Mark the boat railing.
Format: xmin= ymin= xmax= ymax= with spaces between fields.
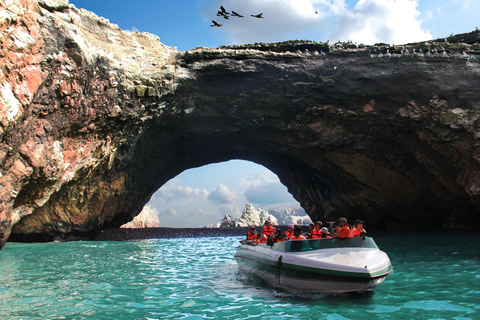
xmin=271 ymin=237 xmax=379 ymax=252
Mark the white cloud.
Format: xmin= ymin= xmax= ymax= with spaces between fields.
xmin=329 ymin=0 xmax=431 ymax=44
xmin=200 ymin=0 xmax=432 ymax=46
xmin=244 ymin=181 xmax=295 ymax=206
xmin=158 ymin=208 xmax=178 ymax=216
xmin=207 ymin=184 xmax=238 ymax=204
xmin=239 ymin=171 xmax=280 ymax=189
xmin=156 ymin=178 xmax=209 ymax=202
xmin=240 ymin=171 xmax=295 ymax=206
xmin=218 ymin=204 xmax=242 ymax=217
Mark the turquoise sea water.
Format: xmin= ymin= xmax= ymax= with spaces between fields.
xmin=0 ymin=231 xmax=479 ymax=320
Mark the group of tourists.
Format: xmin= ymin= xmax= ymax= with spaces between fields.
xmin=246 ymin=218 xmax=366 ymax=245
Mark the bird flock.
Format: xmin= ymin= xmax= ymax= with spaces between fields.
xmin=211 ymin=5 xmax=263 ymax=27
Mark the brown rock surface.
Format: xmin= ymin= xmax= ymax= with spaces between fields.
xmin=1 ymin=0 xmax=480 ymax=249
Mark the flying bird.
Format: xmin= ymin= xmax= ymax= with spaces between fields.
xmin=210 ymin=20 xmax=222 ymax=27
xmin=231 ymin=10 xmax=244 ymax=17
xmin=216 ymin=11 xmax=228 ymax=18
xmin=220 ymin=5 xmax=229 ymax=15
xmin=251 ymin=13 xmax=264 ymax=18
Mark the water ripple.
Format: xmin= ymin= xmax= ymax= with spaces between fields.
xmin=0 ymin=232 xmax=479 ymax=319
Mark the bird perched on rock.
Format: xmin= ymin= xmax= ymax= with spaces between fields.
xmin=251 ymin=13 xmax=264 ymax=18
xmin=210 ymin=20 xmax=222 ymax=27
xmin=231 ymin=10 xmax=244 ymax=17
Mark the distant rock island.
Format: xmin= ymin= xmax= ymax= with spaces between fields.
xmin=216 ymin=203 xmax=312 ymax=228
xmin=2 ymin=0 xmax=480 ymax=249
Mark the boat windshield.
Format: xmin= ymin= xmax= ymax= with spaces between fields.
xmin=272 ymin=237 xmax=379 ymax=252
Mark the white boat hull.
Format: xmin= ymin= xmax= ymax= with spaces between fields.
xmin=234 ymin=237 xmax=392 ymax=293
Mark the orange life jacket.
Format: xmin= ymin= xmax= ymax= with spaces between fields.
xmin=263 ymin=226 xmax=274 ymax=236
xmin=285 ymin=230 xmax=293 ymax=239
xmin=311 ymin=229 xmax=321 ymax=239
xmin=338 ymin=226 xmax=351 ymax=238
xmin=350 ymin=228 xmax=365 ymax=237
xmin=290 ymin=234 xmax=305 ymax=241
xmin=247 ymin=231 xmax=257 ymax=240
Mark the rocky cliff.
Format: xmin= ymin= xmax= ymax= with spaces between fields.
xmin=1 ymin=0 xmax=480 ymax=249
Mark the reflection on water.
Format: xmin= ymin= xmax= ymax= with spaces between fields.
xmin=0 ymin=231 xmax=479 ymax=319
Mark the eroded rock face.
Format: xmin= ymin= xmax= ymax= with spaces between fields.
xmin=1 ymin=0 xmax=480 ymax=248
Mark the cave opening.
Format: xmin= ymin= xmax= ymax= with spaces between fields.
xmin=144 ymin=159 xmax=300 ymax=228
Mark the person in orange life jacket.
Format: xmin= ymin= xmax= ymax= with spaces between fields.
xmin=320 ymin=227 xmax=332 ymax=238
xmin=290 ymin=226 xmax=306 ymax=240
xmin=285 ymin=224 xmax=294 ymax=239
xmin=329 ymin=217 xmax=351 ymax=238
xmin=311 ymin=221 xmax=323 ymax=239
xmin=350 ymin=220 xmax=366 ymax=237
xmin=278 ymin=234 xmax=288 ymax=242
xmin=306 ymin=222 xmax=315 ymax=239
xmin=247 ymin=226 xmax=257 ymax=241
xmin=263 ymin=220 xmax=274 ymax=237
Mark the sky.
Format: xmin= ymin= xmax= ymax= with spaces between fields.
xmin=69 ymin=0 xmax=479 ymax=227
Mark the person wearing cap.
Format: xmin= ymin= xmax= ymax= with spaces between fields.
xmin=263 ymin=220 xmax=274 ymax=237
xmin=329 ymin=217 xmax=350 ymax=238
xmin=320 ymin=227 xmax=332 ymax=239
xmin=285 ymin=224 xmax=294 ymax=239
xmin=290 ymin=226 xmax=306 ymax=241
xmin=247 ymin=226 xmax=258 ymax=241
xmin=311 ymin=221 xmax=323 ymax=239
xmin=350 ymin=220 xmax=366 ymax=237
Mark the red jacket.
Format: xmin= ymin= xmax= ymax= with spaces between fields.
xmin=263 ymin=226 xmax=274 ymax=236
xmin=350 ymin=228 xmax=365 ymax=237
xmin=338 ymin=226 xmax=351 ymax=238
xmin=290 ymin=234 xmax=305 ymax=240
xmin=311 ymin=229 xmax=321 ymax=239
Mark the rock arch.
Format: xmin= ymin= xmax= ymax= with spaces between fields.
xmin=2 ymin=1 xmax=480 ymax=248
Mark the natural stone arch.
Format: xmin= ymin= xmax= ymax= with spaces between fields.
xmin=2 ymin=1 xmax=480 ymax=249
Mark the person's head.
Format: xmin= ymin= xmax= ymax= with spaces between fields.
xmin=315 ymin=221 xmax=322 ymax=229
xmin=293 ymin=226 xmax=302 ymax=237
xmin=249 ymin=226 xmax=256 ymax=233
xmin=354 ymin=219 xmax=364 ymax=229
xmin=274 ymin=228 xmax=281 ymax=236
xmin=321 ymin=227 xmax=330 ymax=234
xmin=287 ymin=224 xmax=293 ymax=231
xmin=265 ymin=220 xmax=271 ymax=226
xmin=279 ymin=234 xmax=287 ymax=242
xmin=309 ymin=222 xmax=314 ymax=230
xmin=336 ymin=217 xmax=347 ymax=227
